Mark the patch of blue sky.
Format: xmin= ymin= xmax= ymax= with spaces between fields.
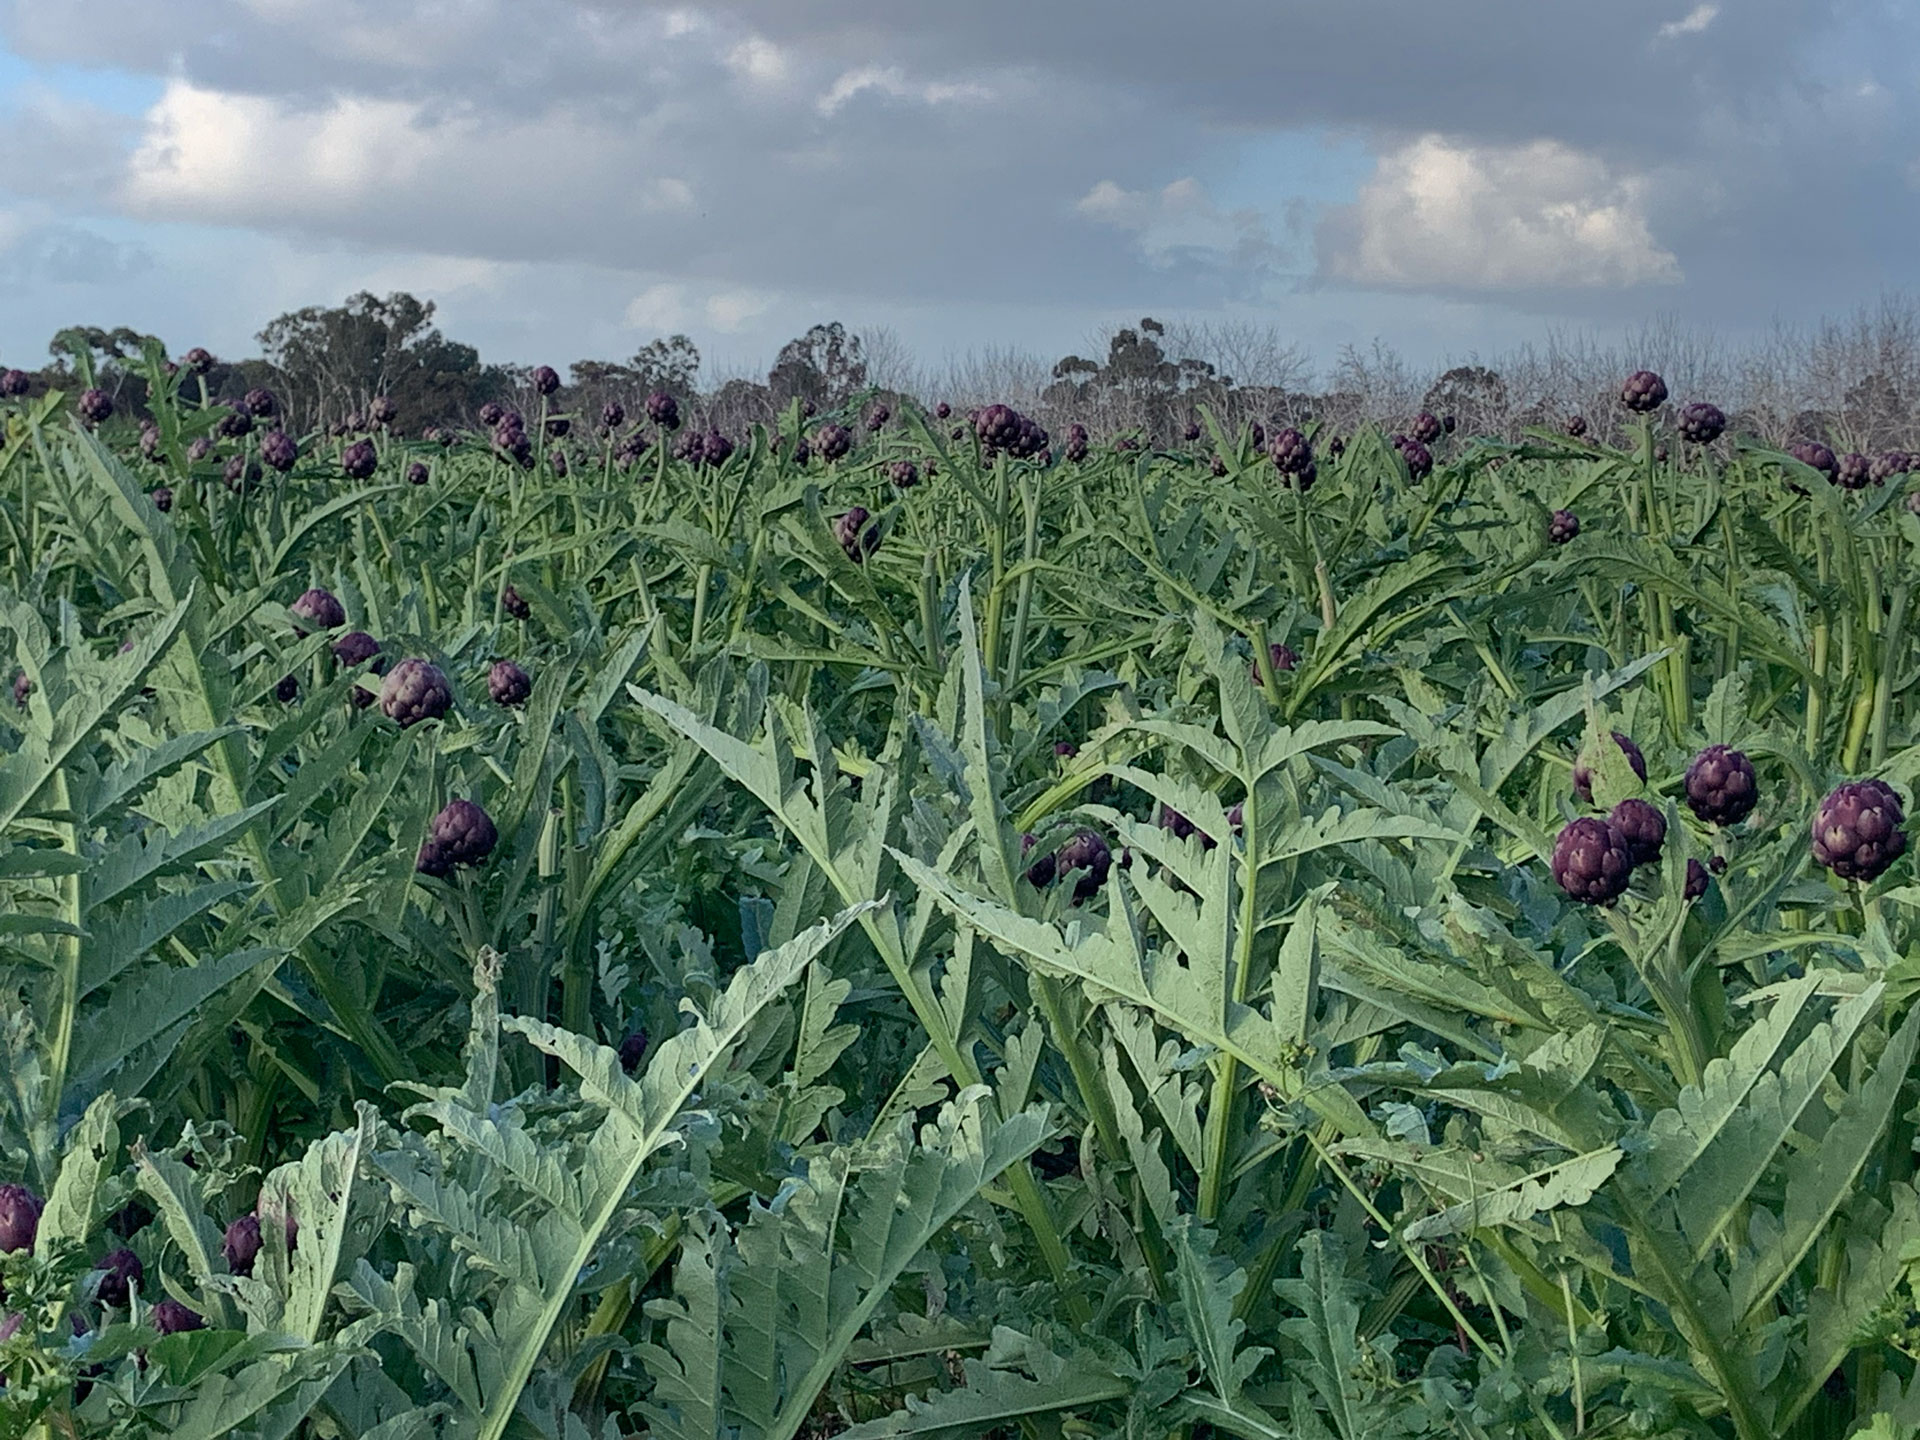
xmin=0 ymin=43 xmax=164 ymax=116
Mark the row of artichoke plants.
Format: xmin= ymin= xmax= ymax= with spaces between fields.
xmin=2 ymin=352 xmax=1920 ymax=1438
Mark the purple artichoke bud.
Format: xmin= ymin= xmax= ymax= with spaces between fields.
xmin=1709 ymin=854 xmax=1728 ymax=875
xmin=1686 ymin=749 xmax=1759 ymax=827
xmin=1268 ymin=427 xmax=1312 ymax=476
xmin=344 ymin=410 xmax=368 ymax=434
xmin=0 ymin=1185 xmax=44 ymax=1252
xmin=1393 ymin=435 xmax=1433 ymax=481
xmin=1566 ymin=415 xmax=1588 ymax=438
xmin=497 ymin=428 xmax=533 ymax=465
xmin=835 ymin=506 xmax=878 ymax=562
xmin=183 ymin=347 xmax=214 ymax=375
xmin=151 ymin=486 xmax=173 ymax=513
xmin=790 ymin=436 xmax=812 ymax=464
xmin=1012 ymin=418 xmax=1049 ymax=458
xmin=1790 ymin=439 xmax=1838 ymax=482
xmin=1621 ymin=370 xmax=1668 ymax=413
xmin=1411 ymin=412 xmax=1443 ymax=445
xmin=864 ymin=402 xmax=890 ymax=432
xmin=814 ymin=423 xmax=852 ymax=461
xmin=1836 ymin=452 xmax=1872 ymax=491
xmin=367 ymin=395 xmax=396 ymax=426
xmin=1183 ymin=421 xmax=1202 ymax=442
xmin=0 ymin=369 xmax=30 ymax=398
xmin=646 ymin=391 xmax=680 ymax=429
xmin=1573 ymin=731 xmax=1646 ymax=804
xmin=1551 ymin=817 xmax=1635 ymax=904
xmin=260 ymin=429 xmax=298 ymax=472
xmin=1812 ymin=779 xmax=1907 ymax=882
xmin=1548 ymin=509 xmax=1580 ymax=545
xmin=700 ymin=429 xmax=734 ymax=466
xmin=975 ymin=403 xmax=1021 ymax=450
xmin=1159 ymin=805 xmax=1216 ymax=849
xmin=478 ymin=401 xmax=504 ymax=427
xmin=488 ymin=659 xmax=531 ymax=707
xmin=274 ymin=674 xmax=299 ymax=704
xmin=888 ymin=459 xmax=919 ymax=489
xmin=341 ymin=439 xmax=378 ymax=480
xmin=243 ymin=387 xmax=278 ymax=418
xmin=1022 ymin=833 xmax=1056 ymax=888
xmin=618 ymin=1028 xmax=648 ymax=1073
xmin=530 ymin=365 xmax=561 ymax=397
xmin=1056 ymin=829 xmax=1112 ymax=903
xmin=11 ymin=671 xmax=32 ymax=709
xmin=78 ymin=387 xmax=113 ymax=425
xmin=431 ymin=798 xmax=498 ymax=867
xmin=150 ymin=1299 xmax=204 ymax=1335
xmin=1252 ymin=642 xmax=1298 ymax=685
xmin=188 ymin=437 xmax=214 ymax=463
xmin=1443 ymin=414 xmax=1457 ymax=434
xmin=379 ymin=658 xmax=453 ymax=728
xmin=405 ymin=460 xmax=429 ymax=486
xmin=545 ymin=415 xmax=571 ymax=439
xmin=1210 ymin=454 xmax=1227 ymax=477
xmin=1684 ymin=857 xmax=1710 ymax=900
xmin=502 ymin=585 xmax=531 ymax=620
xmin=950 ymin=426 xmax=964 ymax=440
xmin=139 ymin=423 xmax=161 ymax=460
xmin=1608 ymin=797 xmax=1666 ymax=867
xmin=1678 ymin=402 xmax=1726 ymax=444
xmin=216 ymin=408 xmax=253 ymax=439
xmin=934 ymin=401 xmax=951 ymax=419
xmin=291 ymin=588 xmax=346 ymax=633
xmin=223 ymin=1214 xmax=262 ymax=1275
xmin=1065 ymin=422 xmax=1090 ymax=463
xmin=333 ymin=630 xmax=381 ymax=668
xmin=1115 ymin=435 xmax=1140 ymax=452
xmin=671 ymin=428 xmax=701 ymax=462
xmin=548 ymin=448 xmax=569 ymax=477
xmin=223 ymin=455 xmax=262 ymax=492
xmin=415 ymin=839 xmax=452 ymax=877
xmin=94 ymin=1248 xmax=143 ymax=1307
xmin=1869 ymin=450 xmax=1909 ymax=485
xmin=1055 ymin=741 xmax=1079 ymax=757
xmin=599 ymin=401 xmax=625 ymax=430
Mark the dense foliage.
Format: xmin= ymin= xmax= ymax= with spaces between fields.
xmin=6 ymin=342 xmax=1920 ymax=1440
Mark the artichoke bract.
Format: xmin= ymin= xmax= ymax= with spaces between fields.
xmin=975 ymin=404 xmax=1021 ymax=451
xmin=1790 ymin=439 xmax=1838 ymax=482
xmin=1871 ymin=450 xmax=1910 ymax=485
xmin=1684 ymin=745 xmax=1757 ymax=825
xmin=151 ymin=1300 xmax=204 ymax=1335
xmin=1411 ymin=412 xmax=1443 ymax=445
xmin=1055 ymin=829 xmax=1112 ymax=903
xmin=342 ymin=439 xmax=378 ymax=480
xmin=1678 ymin=402 xmax=1726 ymax=444
xmin=1551 ymin=817 xmax=1634 ymax=904
xmin=78 ymin=387 xmax=114 ymax=425
xmin=244 ymin=387 xmax=278 ymax=418
xmin=1836 ymin=452 xmax=1872 ymax=491
xmin=601 ymin=401 xmax=625 ymax=429
xmin=865 ymin=402 xmax=890 ymax=432
xmin=223 ymin=1214 xmax=263 ymax=1275
xmin=645 ymin=391 xmax=680 ymax=429
xmin=888 ymin=460 xmax=918 ymax=489
xmin=814 ymin=423 xmax=852 ymax=461
xmin=1547 ymin=509 xmax=1580 ymax=545
xmin=488 ymin=659 xmax=531 ymax=707
xmin=478 ymin=401 xmax=504 ymax=427
xmin=380 ymin=658 xmax=453 ymax=728
xmin=1812 ymin=779 xmax=1907 ymax=882
xmin=333 ymin=631 xmax=381 ymax=667
xmin=1251 ymin=642 xmax=1298 ymax=685
xmin=1609 ymin=797 xmax=1666 ymax=866
xmin=290 ymin=588 xmax=346 ymax=633
xmin=261 ymin=430 xmax=298 ymax=472
xmin=836 ymin=506 xmax=879 ymax=562
xmin=0 ymin=1184 xmax=43 ymax=1252
xmin=94 ymin=1248 xmax=143 ymax=1306
xmin=1268 ymin=427 xmax=1312 ymax=476
xmin=531 ymin=365 xmax=561 ymax=396
xmin=618 ymin=1028 xmax=648 ymax=1074
xmin=1393 ymin=435 xmax=1433 ymax=481
xmin=1684 ymin=857 xmax=1710 ymax=900
xmin=1620 ymin=370 xmax=1668 ymax=413
xmin=430 ymin=799 xmax=498 ymax=868
xmin=1572 ymin=731 xmax=1646 ymax=804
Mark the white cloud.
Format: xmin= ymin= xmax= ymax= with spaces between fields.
xmin=727 ymin=36 xmax=788 ymax=85
xmin=625 ymin=283 xmax=691 ymax=331
xmin=705 ymin=288 xmax=773 ymax=332
xmin=1657 ymin=4 xmax=1720 ymax=39
xmin=1320 ymin=134 xmax=1681 ymax=290
xmin=816 ymin=65 xmax=992 ymax=116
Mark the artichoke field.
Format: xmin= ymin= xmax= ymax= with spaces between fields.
xmin=9 ymin=348 xmax=1920 ymax=1440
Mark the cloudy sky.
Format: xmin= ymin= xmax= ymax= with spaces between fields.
xmin=0 ymin=0 xmax=1913 ymax=382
